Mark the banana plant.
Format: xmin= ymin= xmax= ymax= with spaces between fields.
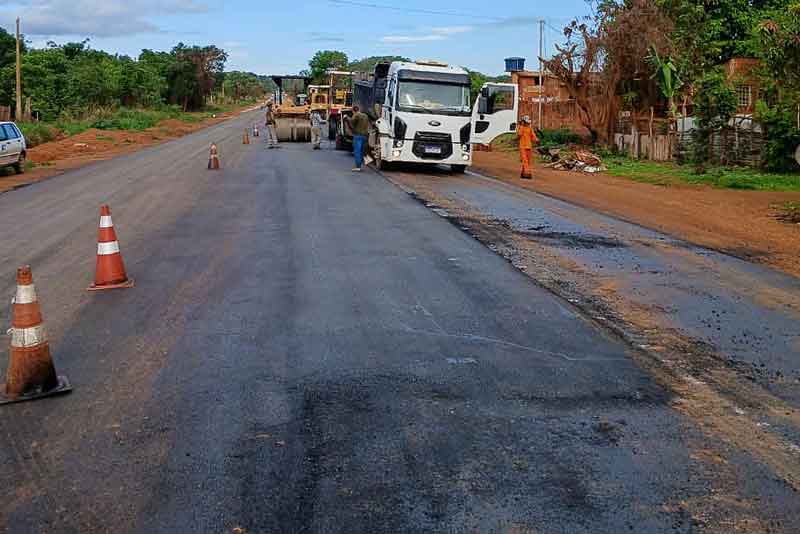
xmin=647 ymin=45 xmax=683 ymax=121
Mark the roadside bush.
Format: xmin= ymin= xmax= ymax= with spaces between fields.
xmin=755 ymin=100 xmax=800 ymax=173
xmin=17 ymin=122 xmax=60 ymax=147
xmin=91 ymin=108 xmax=163 ymax=131
xmin=537 ymin=128 xmax=582 ymax=149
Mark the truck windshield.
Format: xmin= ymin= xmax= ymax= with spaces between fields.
xmin=396 ymin=82 xmax=471 ymax=115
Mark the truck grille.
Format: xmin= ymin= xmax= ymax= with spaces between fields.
xmin=412 ymin=132 xmax=453 ymax=160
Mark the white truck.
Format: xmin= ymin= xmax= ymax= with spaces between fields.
xmin=350 ymin=60 xmax=518 ymax=172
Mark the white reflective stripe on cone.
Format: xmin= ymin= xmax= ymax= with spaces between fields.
xmin=99 ymin=216 xmax=114 ymax=228
xmin=97 ymin=241 xmax=121 ymax=255
xmin=10 ymin=324 xmax=47 ymax=348
xmin=14 ymin=284 xmax=37 ymax=304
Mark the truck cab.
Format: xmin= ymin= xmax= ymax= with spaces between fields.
xmin=357 ymin=60 xmax=517 ymax=172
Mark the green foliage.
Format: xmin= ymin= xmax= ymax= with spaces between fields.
xmin=657 ymin=0 xmax=791 ymax=78
xmin=755 ymin=4 xmax=800 ymax=88
xmin=690 ymin=69 xmax=737 ymax=171
xmin=17 ymin=121 xmax=59 ymax=146
xmin=308 ymin=50 xmax=349 ymax=83
xmin=0 ymin=39 xmax=229 ymax=120
xmin=222 ymin=71 xmax=271 ymax=101
xmin=347 ymin=55 xmax=409 ymax=73
xmin=537 ymin=128 xmax=582 ymax=149
xmin=465 ymin=69 xmax=511 ymax=101
xmin=755 ymin=100 xmax=800 ymax=172
xmin=606 ymin=156 xmax=800 ymax=191
xmin=647 ymin=44 xmax=682 ymax=118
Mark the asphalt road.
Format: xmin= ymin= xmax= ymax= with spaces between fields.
xmin=1 ymin=112 xmax=797 ymax=533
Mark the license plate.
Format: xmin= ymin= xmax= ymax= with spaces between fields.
xmin=424 ymin=145 xmax=442 ymax=154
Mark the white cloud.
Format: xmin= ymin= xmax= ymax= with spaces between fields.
xmin=380 ymin=34 xmax=446 ymax=43
xmin=431 ymin=26 xmax=473 ymax=35
xmin=1 ymin=0 xmax=208 ymax=37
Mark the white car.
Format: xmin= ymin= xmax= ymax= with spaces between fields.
xmin=0 ymin=121 xmax=27 ymax=174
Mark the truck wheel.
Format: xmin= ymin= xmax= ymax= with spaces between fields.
xmin=328 ymin=117 xmax=338 ymax=140
xmin=14 ymin=152 xmax=26 ymax=175
xmin=373 ymin=145 xmax=390 ymax=171
xmin=451 ymin=164 xmax=467 ymax=174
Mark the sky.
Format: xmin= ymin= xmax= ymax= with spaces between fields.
xmin=0 ymin=0 xmax=590 ymax=76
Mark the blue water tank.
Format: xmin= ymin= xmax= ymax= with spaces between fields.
xmin=504 ymin=57 xmax=526 ymax=72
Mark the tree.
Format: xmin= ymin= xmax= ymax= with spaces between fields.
xmin=690 ymin=69 xmax=737 ymax=171
xmin=543 ymin=0 xmax=674 ymax=144
xmin=348 ymin=55 xmax=409 ymax=73
xmin=308 ymin=50 xmax=348 ymax=82
xmin=168 ymin=44 xmax=227 ymax=111
xmin=647 ymin=44 xmax=682 ymax=120
xmin=657 ymin=0 xmax=796 ymax=79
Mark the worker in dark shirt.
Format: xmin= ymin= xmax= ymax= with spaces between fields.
xmin=345 ymin=105 xmax=370 ymax=171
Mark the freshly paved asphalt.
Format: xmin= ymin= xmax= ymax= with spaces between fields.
xmin=0 ymin=112 xmax=796 ymax=533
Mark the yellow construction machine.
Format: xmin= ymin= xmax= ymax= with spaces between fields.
xmin=269 ymin=75 xmax=313 ymax=142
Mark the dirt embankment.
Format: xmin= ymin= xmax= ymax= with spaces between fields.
xmin=0 ymin=107 xmax=254 ymax=194
xmin=473 ymin=151 xmax=800 ymax=279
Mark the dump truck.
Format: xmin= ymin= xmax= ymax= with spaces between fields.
xmin=342 ymin=60 xmax=519 ymax=171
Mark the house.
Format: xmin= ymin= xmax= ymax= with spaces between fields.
xmin=722 ymin=58 xmax=761 ymax=114
xmin=510 ymin=70 xmax=587 ymax=133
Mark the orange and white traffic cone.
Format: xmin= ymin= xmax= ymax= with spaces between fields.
xmin=253 ymin=124 xmax=259 ymax=137
xmin=1 ymin=265 xmax=71 ymax=405
xmin=88 ymin=205 xmax=134 ymax=291
xmin=243 ymin=129 xmax=250 ymax=145
xmin=208 ymin=144 xmax=220 ymax=170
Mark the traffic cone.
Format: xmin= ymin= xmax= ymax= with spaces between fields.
xmin=253 ymin=124 xmax=259 ymax=137
xmin=88 ymin=205 xmax=134 ymax=291
xmin=243 ymin=129 xmax=250 ymax=145
xmin=1 ymin=266 xmax=71 ymax=405
xmin=208 ymin=143 xmax=220 ymax=170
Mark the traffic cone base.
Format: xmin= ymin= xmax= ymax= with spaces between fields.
xmin=2 ymin=265 xmax=72 ymax=406
xmin=0 ymin=375 xmax=71 ymax=405
xmin=87 ymin=278 xmax=135 ymax=291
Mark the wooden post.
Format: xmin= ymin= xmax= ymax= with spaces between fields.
xmin=15 ymin=17 xmax=22 ymax=121
xmin=649 ymin=107 xmax=654 ymax=160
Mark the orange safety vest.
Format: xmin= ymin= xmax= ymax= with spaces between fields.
xmin=518 ymin=124 xmax=537 ymax=150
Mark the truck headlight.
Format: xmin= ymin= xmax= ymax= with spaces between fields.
xmin=393 ymin=150 xmax=402 ymax=157
xmin=394 ymin=140 xmax=404 ymax=148
xmin=462 ymin=154 xmax=470 ymax=161
xmin=461 ymin=144 xmax=470 ymax=152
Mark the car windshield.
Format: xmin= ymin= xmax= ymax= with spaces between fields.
xmin=396 ymin=82 xmax=471 ymax=115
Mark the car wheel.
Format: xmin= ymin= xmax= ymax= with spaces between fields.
xmin=14 ymin=152 xmax=26 ymax=175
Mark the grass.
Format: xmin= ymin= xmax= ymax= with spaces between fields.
xmin=605 ymin=156 xmax=800 ymax=192
xmin=16 ymin=103 xmax=240 ymax=148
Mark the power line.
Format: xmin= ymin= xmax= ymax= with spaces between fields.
xmin=328 ymin=0 xmax=481 ymax=19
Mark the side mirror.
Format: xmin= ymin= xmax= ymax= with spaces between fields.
xmin=480 ymin=87 xmax=489 ymax=98
xmin=374 ymin=103 xmax=382 ymax=117
xmin=478 ymin=96 xmax=488 ymax=115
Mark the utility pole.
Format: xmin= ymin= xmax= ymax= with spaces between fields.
xmin=538 ymin=18 xmax=544 ymax=130
xmin=15 ymin=17 xmax=22 ymax=121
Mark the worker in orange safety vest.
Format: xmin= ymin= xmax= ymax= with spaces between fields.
xmin=517 ymin=115 xmax=538 ymax=179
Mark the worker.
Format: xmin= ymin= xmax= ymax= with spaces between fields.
xmin=265 ymin=103 xmax=279 ymax=149
xmin=518 ymin=115 xmax=538 ymax=179
xmin=310 ymin=110 xmax=326 ymax=150
xmin=344 ymin=105 xmax=369 ymax=172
